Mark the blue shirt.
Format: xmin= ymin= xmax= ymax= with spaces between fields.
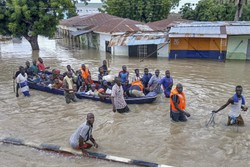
xmin=160 ymin=76 xmax=173 ymax=91
xmin=119 ymin=71 xmax=129 ymax=83
xmin=142 ymin=73 xmax=152 ymax=87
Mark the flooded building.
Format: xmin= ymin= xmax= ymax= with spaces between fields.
xmin=58 ymin=13 xmax=168 ymax=58
xmin=226 ymin=22 xmax=250 ymax=60
xmin=168 ymin=22 xmax=227 ymax=60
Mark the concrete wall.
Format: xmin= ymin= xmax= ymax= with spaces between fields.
xmin=113 ymin=46 xmax=128 ymax=56
xmin=226 ymin=35 xmax=249 ymax=60
xmin=99 ymin=33 xmax=111 ymax=52
xmin=79 ymin=33 xmax=100 ymax=49
xmin=157 ymin=43 xmax=169 ymax=58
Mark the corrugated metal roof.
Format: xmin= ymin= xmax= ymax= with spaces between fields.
xmin=70 ymin=30 xmax=92 ymax=37
xmin=109 ymin=33 xmax=168 ymax=47
xmin=226 ymin=26 xmax=250 ymax=35
xmin=93 ymin=18 xmax=157 ymax=33
xmin=170 ymin=26 xmax=221 ymax=34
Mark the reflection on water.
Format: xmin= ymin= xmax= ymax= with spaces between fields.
xmin=0 ymin=36 xmax=250 ymax=167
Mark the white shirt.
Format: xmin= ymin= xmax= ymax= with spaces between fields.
xmin=69 ymin=122 xmax=92 ymax=149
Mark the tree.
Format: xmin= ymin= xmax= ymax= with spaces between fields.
xmin=180 ymin=0 xmax=250 ymax=21
xmin=0 ymin=0 xmax=75 ymax=50
xmin=100 ymin=0 xmax=180 ymax=23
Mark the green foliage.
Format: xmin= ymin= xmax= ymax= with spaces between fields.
xmin=0 ymin=0 xmax=75 ymax=38
xmin=180 ymin=0 xmax=250 ymax=21
xmin=100 ymin=0 xmax=180 ymax=23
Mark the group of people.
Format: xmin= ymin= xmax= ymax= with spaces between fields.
xmin=13 ymin=58 xmax=248 ymax=152
xmin=13 ymin=57 xmax=47 ymax=97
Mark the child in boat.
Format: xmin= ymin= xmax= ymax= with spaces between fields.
xmin=52 ymin=78 xmax=63 ymax=89
xmin=98 ymin=80 xmax=112 ymax=99
xmin=78 ymin=80 xmax=88 ymax=93
xmin=86 ymin=84 xmax=99 ymax=96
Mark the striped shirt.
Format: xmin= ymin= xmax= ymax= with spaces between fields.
xmin=69 ymin=122 xmax=92 ymax=149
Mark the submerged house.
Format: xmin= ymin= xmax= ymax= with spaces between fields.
xmin=168 ymin=22 xmax=227 ymax=60
xmin=226 ymin=22 xmax=250 ymax=60
xmin=58 ymin=13 xmax=168 ymax=58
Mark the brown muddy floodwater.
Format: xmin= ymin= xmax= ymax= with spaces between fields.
xmin=0 ymin=36 xmax=250 ymax=167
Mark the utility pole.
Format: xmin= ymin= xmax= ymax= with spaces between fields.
xmin=234 ymin=0 xmax=244 ymax=21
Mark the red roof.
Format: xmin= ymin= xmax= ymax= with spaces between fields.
xmin=60 ymin=13 xmax=119 ymax=27
xmin=60 ymin=13 xmax=161 ymax=33
xmin=147 ymin=15 xmax=192 ymax=30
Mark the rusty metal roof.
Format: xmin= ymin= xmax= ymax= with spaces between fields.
xmin=59 ymin=13 xmax=119 ymax=27
xmin=147 ymin=18 xmax=192 ymax=30
xmin=93 ymin=18 xmax=158 ymax=33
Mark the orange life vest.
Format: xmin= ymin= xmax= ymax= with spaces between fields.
xmin=170 ymin=87 xmax=186 ymax=112
xmin=80 ymin=67 xmax=90 ymax=79
xmin=131 ymin=80 xmax=144 ymax=91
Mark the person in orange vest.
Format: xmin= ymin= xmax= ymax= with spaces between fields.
xmin=126 ymin=80 xmax=145 ymax=97
xmin=80 ymin=64 xmax=92 ymax=86
xmin=170 ymin=83 xmax=191 ymax=122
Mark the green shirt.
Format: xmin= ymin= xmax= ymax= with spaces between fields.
xmin=30 ymin=65 xmax=38 ymax=74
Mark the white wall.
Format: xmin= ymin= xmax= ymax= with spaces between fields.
xmin=99 ymin=33 xmax=111 ymax=52
xmin=157 ymin=43 xmax=169 ymax=58
xmin=113 ymin=46 xmax=128 ymax=56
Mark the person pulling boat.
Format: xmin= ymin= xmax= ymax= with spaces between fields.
xmin=212 ymin=85 xmax=248 ymax=126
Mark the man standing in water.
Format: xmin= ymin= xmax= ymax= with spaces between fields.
xmin=63 ymin=71 xmax=77 ymax=104
xmin=16 ymin=66 xmax=30 ymax=97
xmin=159 ymin=70 xmax=173 ymax=98
xmin=170 ymin=83 xmax=190 ymax=122
xmin=147 ymin=69 xmax=161 ymax=94
xmin=212 ymin=85 xmax=248 ymax=126
xmin=111 ymin=77 xmax=130 ymax=113
xmin=70 ymin=113 xmax=98 ymax=151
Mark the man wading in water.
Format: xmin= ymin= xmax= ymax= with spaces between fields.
xmin=69 ymin=113 xmax=98 ymax=151
xmin=212 ymin=85 xmax=248 ymax=126
xmin=111 ymin=77 xmax=130 ymax=113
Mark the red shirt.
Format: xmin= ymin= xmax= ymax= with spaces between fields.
xmin=37 ymin=62 xmax=45 ymax=71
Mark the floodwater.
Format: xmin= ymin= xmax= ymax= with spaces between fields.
xmin=1 ymin=36 xmax=250 ymax=167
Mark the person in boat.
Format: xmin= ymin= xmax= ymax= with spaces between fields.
xmin=98 ymin=66 xmax=108 ymax=83
xmin=75 ymin=70 xmax=84 ymax=91
xmin=86 ymin=83 xmax=99 ymax=96
xmin=142 ymin=68 xmax=152 ymax=94
xmin=147 ymin=69 xmax=162 ymax=94
xmin=159 ymin=70 xmax=173 ymax=98
xmin=30 ymin=60 xmax=39 ymax=75
xmin=51 ymin=69 xmax=61 ymax=81
xmin=16 ymin=66 xmax=30 ymax=97
xmin=13 ymin=66 xmax=22 ymax=97
xmin=39 ymin=73 xmax=50 ymax=86
xmin=132 ymin=69 xmax=141 ymax=82
xmin=52 ymin=78 xmax=63 ymax=89
xmin=98 ymin=80 xmax=112 ymax=99
xmin=80 ymin=64 xmax=93 ymax=86
xmin=170 ymin=83 xmax=191 ymax=122
xmin=37 ymin=57 xmax=45 ymax=72
xmin=69 ymin=113 xmax=98 ymax=151
xmin=118 ymin=65 xmax=129 ymax=85
xmin=212 ymin=85 xmax=248 ymax=126
xmin=63 ymin=71 xmax=77 ymax=104
xmin=111 ymin=77 xmax=130 ymax=113
xmin=126 ymin=80 xmax=145 ymax=97
xmin=78 ymin=80 xmax=88 ymax=93
xmin=66 ymin=65 xmax=76 ymax=76
xmin=122 ymin=80 xmax=131 ymax=93
xmin=24 ymin=61 xmax=33 ymax=78
xmin=100 ymin=60 xmax=108 ymax=74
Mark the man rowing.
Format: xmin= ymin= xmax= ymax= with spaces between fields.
xmin=212 ymin=85 xmax=248 ymax=126
xmin=69 ymin=113 xmax=98 ymax=151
